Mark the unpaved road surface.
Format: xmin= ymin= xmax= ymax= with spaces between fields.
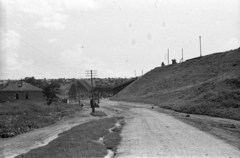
xmin=1 ymin=100 xmax=240 ymax=158
xmin=115 ymin=107 xmax=240 ymax=158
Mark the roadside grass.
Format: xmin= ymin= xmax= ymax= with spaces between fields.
xmin=170 ymin=102 xmax=240 ymax=121
xmin=0 ymin=100 xmax=82 ymax=138
xmin=161 ymin=84 xmax=240 ymax=120
xmin=111 ymin=126 xmax=122 ymax=132
xmin=104 ymin=132 xmax=122 ymax=152
xmin=16 ymin=117 xmax=124 ymax=158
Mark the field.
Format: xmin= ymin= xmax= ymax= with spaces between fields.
xmin=112 ymin=48 xmax=240 ymax=120
xmin=0 ymin=101 xmax=82 ymax=138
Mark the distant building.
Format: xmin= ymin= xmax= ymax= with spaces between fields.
xmin=172 ymin=59 xmax=177 ymax=64
xmin=0 ymin=80 xmax=8 ymax=85
xmin=161 ymin=62 xmax=165 ymax=67
xmin=0 ymin=80 xmax=8 ymax=89
xmin=0 ymin=81 xmax=45 ymax=102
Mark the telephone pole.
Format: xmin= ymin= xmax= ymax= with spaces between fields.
xmin=168 ymin=48 xmax=170 ymax=65
xmin=199 ymin=36 xmax=202 ymax=57
xmin=182 ymin=48 xmax=184 ymax=62
xmin=85 ymin=70 xmax=97 ymax=113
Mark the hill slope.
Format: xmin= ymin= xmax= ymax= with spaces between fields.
xmin=112 ymin=48 xmax=240 ymax=120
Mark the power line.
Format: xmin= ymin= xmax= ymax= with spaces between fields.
xmin=7 ymin=14 xmax=52 ymax=46
xmin=19 ymin=39 xmax=63 ymax=66
xmin=3 ymin=14 xmax=64 ymax=67
xmin=0 ymin=30 xmax=63 ymax=69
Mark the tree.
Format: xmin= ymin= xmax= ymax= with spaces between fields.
xmin=24 ymin=76 xmax=48 ymax=89
xmin=43 ymin=82 xmax=60 ymax=105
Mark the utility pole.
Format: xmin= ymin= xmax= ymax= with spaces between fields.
xmin=168 ymin=49 xmax=170 ymax=65
xmin=199 ymin=36 xmax=202 ymax=57
xmin=134 ymin=70 xmax=136 ymax=77
xmin=85 ymin=70 xmax=97 ymax=113
xmin=181 ymin=48 xmax=184 ymax=62
xmin=142 ymin=70 xmax=143 ymax=76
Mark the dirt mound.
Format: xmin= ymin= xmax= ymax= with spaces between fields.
xmin=112 ymin=48 xmax=240 ymax=120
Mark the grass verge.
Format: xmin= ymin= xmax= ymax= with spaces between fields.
xmin=0 ymin=100 xmax=82 ymax=138
xmin=15 ymin=116 xmax=124 ymax=158
xmin=104 ymin=124 xmax=123 ymax=152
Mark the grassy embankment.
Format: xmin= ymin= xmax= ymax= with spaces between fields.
xmin=112 ymin=48 xmax=240 ymax=120
xmin=15 ymin=116 xmax=124 ymax=158
xmin=0 ymin=101 xmax=82 ymax=138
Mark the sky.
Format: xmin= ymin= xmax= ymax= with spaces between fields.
xmin=0 ymin=0 xmax=239 ymax=79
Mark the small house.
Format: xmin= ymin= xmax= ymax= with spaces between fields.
xmin=0 ymin=81 xmax=45 ymax=102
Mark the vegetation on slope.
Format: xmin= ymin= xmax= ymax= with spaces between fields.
xmin=112 ymin=48 xmax=240 ymax=120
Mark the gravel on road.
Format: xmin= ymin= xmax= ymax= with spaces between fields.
xmin=116 ymin=108 xmax=240 ymax=158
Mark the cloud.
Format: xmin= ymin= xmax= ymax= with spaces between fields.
xmin=1 ymin=0 xmax=68 ymax=30
xmin=2 ymin=0 xmax=101 ymax=14
xmin=48 ymin=38 xmax=57 ymax=43
xmin=1 ymin=0 xmax=57 ymax=15
xmin=60 ymin=45 xmax=114 ymax=77
xmin=1 ymin=29 xmax=20 ymax=50
xmin=35 ymin=13 xmax=68 ymax=30
xmin=0 ymin=30 xmax=22 ymax=77
xmin=1 ymin=0 xmax=101 ymax=31
xmin=60 ymin=46 xmax=88 ymax=67
xmin=62 ymin=0 xmax=101 ymax=11
xmin=0 ymin=29 xmax=36 ymax=79
xmin=60 ymin=45 xmax=107 ymax=69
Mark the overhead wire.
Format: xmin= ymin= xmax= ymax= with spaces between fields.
xmin=2 ymin=13 xmax=68 ymax=70
xmin=0 ymin=30 xmax=65 ymax=70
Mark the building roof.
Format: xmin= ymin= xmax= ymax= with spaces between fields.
xmin=0 ymin=81 xmax=43 ymax=91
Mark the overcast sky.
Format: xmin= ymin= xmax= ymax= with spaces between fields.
xmin=0 ymin=0 xmax=239 ymax=79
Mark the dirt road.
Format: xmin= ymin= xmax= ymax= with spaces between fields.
xmin=114 ymin=107 xmax=240 ymax=158
xmin=1 ymin=100 xmax=240 ymax=158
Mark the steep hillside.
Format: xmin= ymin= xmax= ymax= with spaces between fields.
xmin=112 ymin=48 xmax=240 ymax=120
xmin=60 ymin=83 xmax=72 ymax=95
